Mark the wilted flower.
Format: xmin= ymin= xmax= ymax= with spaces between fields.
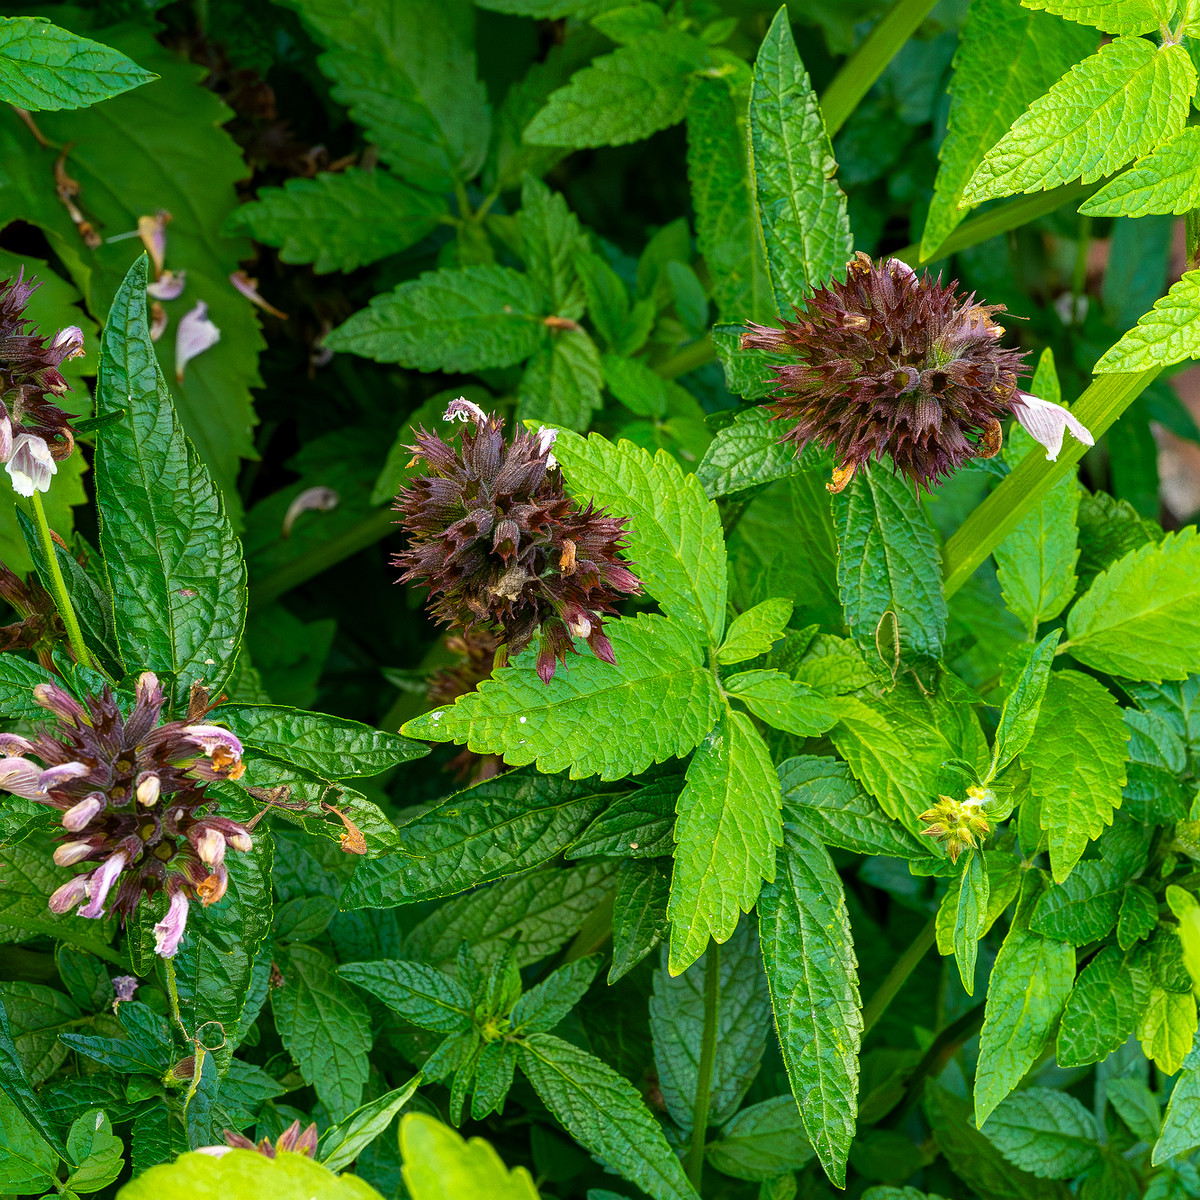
xmin=741 ymin=253 xmax=1093 ymax=492
xmin=282 ymin=485 xmax=338 ymax=537
xmin=146 ymin=270 xmax=186 ymax=302
xmin=394 ymin=399 xmax=641 ymax=683
xmin=175 ymin=300 xmax=221 ymax=381
xmin=196 ymin=1119 xmax=319 ymax=1159
xmin=111 ymin=974 xmax=138 ymax=1008
xmin=918 ymin=787 xmax=992 ymax=864
xmin=0 ymin=672 xmax=251 ymax=955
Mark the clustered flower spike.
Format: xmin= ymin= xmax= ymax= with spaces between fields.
xmin=0 ymin=270 xmax=86 ymax=497
xmin=741 ymin=253 xmax=1094 ymax=493
xmin=394 ymin=399 xmax=641 ymax=684
xmin=918 ymin=788 xmax=992 ymax=864
xmin=0 ymin=672 xmax=251 ymax=957
xmin=196 ymin=1119 xmax=319 ymax=1160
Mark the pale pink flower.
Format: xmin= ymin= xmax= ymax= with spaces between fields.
xmin=1010 ymin=392 xmax=1095 ymax=462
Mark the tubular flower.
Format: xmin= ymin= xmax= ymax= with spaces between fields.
xmin=394 ymin=399 xmax=641 ymax=683
xmin=917 ymin=790 xmax=992 ymax=864
xmin=0 ymin=271 xmax=86 ymax=494
xmin=0 ymin=672 xmax=251 ymax=955
xmin=741 ymin=253 xmax=1093 ymax=492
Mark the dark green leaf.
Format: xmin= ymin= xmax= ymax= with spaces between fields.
xmin=982 ymin=1087 xmax=1099 ymax=1179
xmin=705 ymin=1094 xmax=813 ymax=1181
xmin=990 ymin=630 xmax=1062 ymax=775
xmin=570 ymin=776 xmax=681 ymax=861
xmin=609 ymin=858 xmax=671 ymax=984
xmin=512 ymin=956 xmax=601 ymax=1033
xmin=338 ymin=960 xmax=473 ymax=1033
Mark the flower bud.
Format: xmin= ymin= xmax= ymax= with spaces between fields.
xmin=136 ymin=773 xmax=161 ymax=807
xmin=6 ymin=432 xmax=56 ymax=496
xmin=193 ymin=827 xmax=226 ymax=866
xmin=53 ymin=840 xmax=94 ymax=867
xmin=62 ymin=793 xmax=104 ymax=831
xmin=33 ymin=682 xmax=85 ymax=723
xmin=48 ymin=875 xmax=90 ymax=914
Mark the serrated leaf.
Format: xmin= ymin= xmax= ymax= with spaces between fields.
xmin=319 ymin=1078 xmax=421 ymax=1174
xmin=511 ymin=956 xmax=600 ymax=1034
xmin=400 ymin=1112 xmax=538 ymax=1200
xmin=963 ymin=36 xmax=1195 ymax=203
xmin=519 ymin=174 xmax=586 ymax=318
xmin=953 ymin=851 xmax=990 ymax=995
xmin=0 ymin=16 xmax=155 ymax=110
xmin=1018 ymin=0 xmax=1171 ymax=33
xmin=936 ymin=850 xmax=1022 ymax=957
xmin=706 ymin=1094 xmax=814 ymax=1181
xmin=1154 ymin=1048 xmax=1200 ymax=1164
xmin=326 ymin=265 xmax=544 ymax=370
xmin=748 ymin=7 xmax=852 ymax=309
xmin=404 ymin=614 xmax=720 ymax=780
xmin=339 ymin=960 xmax=473 ymax=1032
xmin=610 ymin=857 xmax=671 ymax=983
xmin=95 ymin=256 xmax=245 ymax=710
xmin=570 ymin=776 xmax=680 ymax=860
xmin=982 ymin=1087 xmax=1099 ymax=1180
xmin=1095 ymin=268 xmax=1200 ymax=372
xmin=0 ymin=982 xmax=79 ymax=1085
xmin=1030 ymin=859 xmax=1123 ymax=942
xmin=0 ymin=1090 xmax=57 ymax=1194
xmin=717 ymin=598 xmax=793 ymax=665
xmin=518 ymin=327 xmax=602 ymax=430
xmin=667 ymin=710 xmax=782 ymax=974
xmin=1081 ymin=126 xmax=1200 ymax=217
xmin=686 ymin=72 xmax=773 ymax=323
xmin=517 ymin=1033 xmax=697 ymax=1200
xmin=696 ymin=406 xmax=811 ymax=499
xmin=1021 ymin=670 xmax=1129 ymax=882
xmin=1107 ymin=1075 xmax=1162 ymax=1142
xmin=0 ymin=995 xmax=65 ymax=1155
xmin=780 ymin=755 xmax=929 ymax=859
xmin=922 ymin=0 xmax=1096 ymax=258
xmin=1119 ymin=883 xmax=1159 ymax=949
xmin=272 ymin=944 xmax=373 ymax=1121
xmin=758 ymin=818 xmax=860 ymax=1186
xmin=225 ymin=169 xmax=446 ymax=273
xmin=974 ymin=873 xmax=1075 ymax=1126
xmin=524 ymin=31 xmax=706 ymax=149
xmin=283 ymin=0 xmax=489 ymax=190
xmin=991 ymin=630 xmax=1062 ymax=775
xmin=834 ymin=464 xmax=947 ymax=681
xmin=724 ymin=669 xmax=840 ymax=736
xmin=1066 ymin=528 xmax=1200 ymax=680
xmin=1138 ymin=985 xmax=1197 ymax=1074
xmin=651 ymin=919 xmax=770 ymax=1132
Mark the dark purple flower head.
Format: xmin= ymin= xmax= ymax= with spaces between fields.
xmin=197 ymin=1119 xmax=319 ymax=1160
xmin=394 ymin=399 xmax=641 ymax=683
xmin=0 ymin=672 xmax=251 ymax=956
xmin=742 ymin=253 xmax=1054 ymax=492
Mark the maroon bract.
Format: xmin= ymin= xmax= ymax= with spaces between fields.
xmin=394 ymin=398 xmax=641 ymax=684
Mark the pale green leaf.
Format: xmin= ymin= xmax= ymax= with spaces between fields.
xmin=1081 ymin=126 xmax=1200 ymax=217
xmin=318 ymin=1079 xmax=422 ymax=1173
xmin=953 ymin=851 xmax=990 ymax=996
xmin=668 ymin=710 xmax=782 ymax=974
xmin=1057 ymin=945 xmax=1150 ymax=1066
xmin=748 ymin=7 xmax=852 ymax=308
xmin=1095 ymin=269 xmax=1200 ymax=372
xmin=1020 ymin=0 xmax=1174 ymax=33
xmin=923 ymin=0 xmax=1096 ymax=258
xmin=717 ymin=597 xmax=793 ymax=665
xmin=982 ymin=1087 xmax=1099 ymax=1180
xmin=518 ymin=327 xmax=602 ymax=430
xmin=1021 ymin=670 xmax=1129 ymax=881
xmin=1066 ymin=527 xmax=1200 ymax=680
xmin=963 ymin=36 xmax=1195 ymax=203
xmin=991 ymin=630 xmax=1062 ymax=775
xmin=936 ymin=850 xmax=1022 ymax=956
xmin=1138 ymin=985 xmax=1198 ymax=1074
xmin=551 ymin=429 xmax=727 ymax=644
xmin=403 ymin=614 xmax=720 ymax=781
xmin=724 ymin=669 xmax=841 ymax=736
xmin=1154 ymin=1048 xmax=1200 ymax=1164
xmin=325 ymin=265 xmax=545 ymax=371
xmin=226 ymin=169 xmax=446 ymax=273
xmin=758 ymin=818 xmax=860 ymax=1186
xmin=400 ymin=1113 xmax=538 ymax=1200
xmin=974 ymin=873 xmax=1075 ymax=1126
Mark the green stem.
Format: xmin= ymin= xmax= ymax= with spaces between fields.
xmin=29 ymin=490 xmax=92 ymax=669
xmin=1069 ymin=214 xmax=1093 ymax=323
xmin=943 ymin=367 xmax=1162 ymax=597
xmin=655 ymin=334 xmax=715 ymax=381
xmin=686 ymin=941 xmax=721 ymax=1191
xmin=860 ymin=915 xmax=936 ymax=1037
xmin=163 ymin=955 xmax=189 ymax=1041
xmin=820 ymin=0 xmax=940 ymax=138
xmin=1186 ymin=209 xmax=1200 ymax=271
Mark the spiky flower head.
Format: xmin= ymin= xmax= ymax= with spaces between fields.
xmin=394 ymin=398 xmax=641 ymax=684
xmin=741 ymin=253 xmax=1092 ymax=492
xmin=917 ymin=787 xmax=993 ymax=864
xmin=0 ymin=270 xmax=85 ymax=495
xmin=0 ymin=672 xmax=251 ymax=956
xmin=197 ymin=1119 xmax=319 ymax=1160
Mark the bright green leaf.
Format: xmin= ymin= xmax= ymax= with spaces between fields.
xmin=981 ymin=1087 xmax=1099 ymax=1180
xmin=1154 ymin=1047 xmax=1200 ymax=1164
xmin=953 ymin=851 xmax=990 ymax=996
xmin=1081 ymin=126 xmax=1200 ymax=217
xmin=717 ymin=598 xmax=793 ymax=665
xmin=1095 ymin=269 xmax=1200 ymax=372
xmin=990 ymin=630 xmax=1062 ymax=775
xmin=1138 ymin=985 xmax=1198 ymax=1074
xmin=1018 ymin=0 xmax=1172 ymax=33
xmin=724 ymin=669 xmax=841 ymax=736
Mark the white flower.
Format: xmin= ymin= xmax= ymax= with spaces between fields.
xmin=146 ymin=270 xmax=186 ymax=301
xmin=175 ymin=301 xmax=221 ymax=381
xmin=1010 ymin=392 xmax=1095 ymax=462
xmin=443 ymin=396 xmax=488 ymax=425
xmin=6 ymin=432 xmax=56 ymax=497
xmin=153 ymin=886 xmax=190 ymax=957
xmin=536 ymin=426 xmax=558 ymax=469
xmin=51 ymin=326 xmax=86 ymax=359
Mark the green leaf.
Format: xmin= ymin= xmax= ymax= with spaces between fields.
xmin=326 ymin=265 xmax=544 ymax=370
xmin=964 ymin=34 xmax=1196 ymax=202
xmin=340 ymin=959 xmax=473 ymax=1033
xmin=575 ymin=250 xmax=653 ymax=357
xmin=667 ymin=710 xmax=782 ymax=974
xmin=62 ymin=1001 xmax=172 ymax=1076
xmin=1081 ymin=126 xmax=1200 ymax=217
xmin=524 ymin=32 xmax=706 ymax=149
xmin=936 ymin=850 xmax=1023 ymax=957
xmin=748 ymin=7 xmax=852 ymax=309
xmin=272 ymin=944 xmax=373 ymax=1121
xmin=1095 ymin=268 xmax=1200 ymax=372
xmin=1056 ymin=944 xmax=1150 ymax=1067
xmin=779 ymin=755 xmax=929 ymax=859
xmin=953 ymin=851 xmax=990 ymax=996
xmin=1030 ymin=859 xmax=1124 ymax=943
xmin=695 ymin=407 xmax=809 ymax=500
xmin=990 ymin=630 xmax=1062 ymax=775
xmin=0 ymin=16 xmax=154 ymax=110
xmin=651 ymin=919 xmax=770 ymax=1132
xmin=1021 ymin=670 xmax=1129 ymax=882
xmin=974 ymin=872 xmax=1076 ymax=1125
xmin=1067 ymin=528 xmax=1200 ymax=679
xmin=569 ymin=776 xmax=679 ymax=860
xmin=0 ymin=1090 xmax=58 ymax=1194
xmin=724 ymin=669 xmax=841 ymax=737
xmin=1154 ymin=1048 xmax=1200 ymax=1164
xmin=922 ymin=0 xmax=1096 ymax=258
xmin=706 ymin=1095 xmax=814 ymax=1181
xmin=1138 ymin=985 xmax=1197 ymax=1074
xmin=225 ymin=169 xmax=446 ymax=273
xmin=517 ymin=1033 xmax=696 ymax=1200
xmin=517 ymin=327 xmax=603 ymax=430
xmin=0 ymin=996 xmax=64 ymax=1156
xmin=318 ymin=1077 xmax=421 ymax=1173
xmin=758 ymin=818 xmax=860 ymax=1186
xmin=1118 ymin=883 xmax=1159 ymax=949
xmin=601 ymin=353 xmax=668 ymax=419
xmin=511 ymin=956 xmax=601 ymax=1033
xmin=717 ymin=598 xmax=793 ymax=665
xmin=519 ymin=175 xmax=586 ymax=318
xmin=551 ymin=430 xmax=728 ymax=644
xmin=610 ymin=858 xmax=671 ymax=983
xmin=66 ymin=1109 xmax=123 ymax=1193
xmin=833 ymin=464 xmax=947 ymax=681
xmin=283 ymin=0 xmax=488 ymax=191
xmin=686 ymin=72 xmax=773 ymax=323
xmin=1107 ymin=1075 xmax=1161 ymax=1142
xmin=95 ymin=256 xmax=245 ymax=708
xmin=218 ymin=703 xmax=422 ymax=777
xmin=1018 ymin=0 xmax=1172 ymax=33
xmin=0 ymin=982 xmax=79 ymax=1085
xmin=404 ymin=614 xmax=720 ymax=780
xmin=399 ymin=1113 xmax=538 ymax=1200
xmin=982 ymin=1088 xmax=1099 ymax=1180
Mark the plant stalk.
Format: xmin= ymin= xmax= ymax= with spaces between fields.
xmin=686 ymin=941 xmax=721 ymax=1190
xmin=820 ymin=0 xmax=940 ymax=138
xmin=29 ymin=490 xmax=93 ymax=669
xmin=942 ymin=366 xmax=1162 ymax=597
xmin=860 ymin=914 xmax=936 ymax=1037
